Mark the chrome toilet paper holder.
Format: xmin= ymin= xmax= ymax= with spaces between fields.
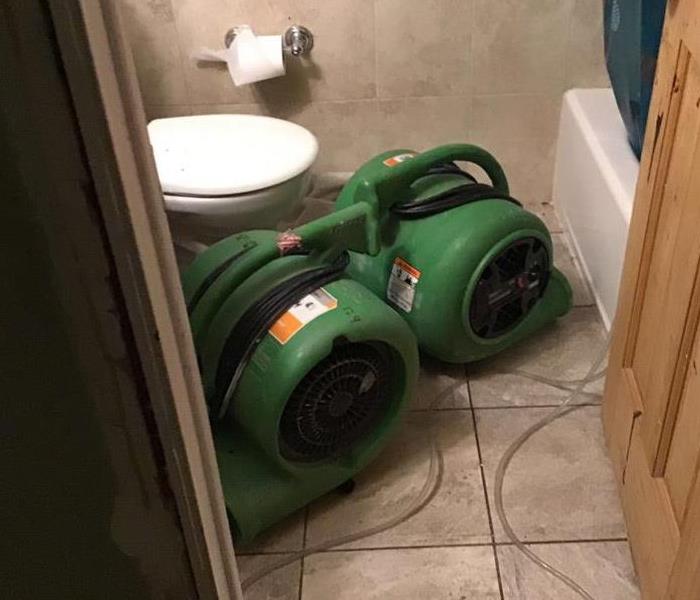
xmin=224 ymin=25 xmax=314 ymax=57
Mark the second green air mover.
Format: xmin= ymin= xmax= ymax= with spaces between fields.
xmin=336 ymin=144 xmax=573 ymax=363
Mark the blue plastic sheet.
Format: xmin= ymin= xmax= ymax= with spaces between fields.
xmin=604 ymin=0 xmax=667 ymax=158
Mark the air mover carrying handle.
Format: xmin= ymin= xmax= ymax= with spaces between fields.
xmin=291 ymin=145 xmax=508 ymax=257
xmin=378 ymin=144 xmax=510 ymax=200
xmin=295 ymin=201 xmax=381 ymax=256
xmin=336 ymin=144 xmax=510 ymax=213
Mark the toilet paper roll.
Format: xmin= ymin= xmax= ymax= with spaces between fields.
xmin=192 ymin=26 xmax=285 ymax=86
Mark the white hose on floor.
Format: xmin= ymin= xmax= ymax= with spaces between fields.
xmin=493 ymin=343 xmax=609 ymax=600
xmin=240 ymin=441 xmax=444 ymax=592
xmin=509 ymin=368 xmax=606 ymax=393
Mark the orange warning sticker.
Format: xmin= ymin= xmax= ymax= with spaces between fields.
xmin=269 ymin=288 xmax=338 ymax=345
xmin=393 ymin=257 xmax=421 ymax=279
xmin=387 ymin=257 xmax=421 ymax=312
xmin=383 ymin=152 xmax=417 ymax=167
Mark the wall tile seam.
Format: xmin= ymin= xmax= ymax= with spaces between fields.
xmin=162 ymin=0 xmax=194 ymax=107
xmin=180 ymin=94 xmax=486 ymax=110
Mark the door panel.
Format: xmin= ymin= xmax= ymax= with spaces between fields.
xmin=603 ymin=1 xmax=700 ymax=598
xmin=622 ymin=430 xmax=680 ymax=600
xmin=665 ymin=327 xmax=700 ymax=524
xmin=668 ymin=472 xmax=700 ymax=599
xmin=626 ymin=48 xmax=700 ymax=472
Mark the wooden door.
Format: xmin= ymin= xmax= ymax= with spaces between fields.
xmin=603 ymin=1 xmax=700 ymax=598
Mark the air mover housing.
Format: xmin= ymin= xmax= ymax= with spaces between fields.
xmin=336 ymin=146 xmax=573 ymax=363
xmin=183 ymin=208 xmax=419 ymax=543
xmin=209 ymin=275 xmax=417 ymax=542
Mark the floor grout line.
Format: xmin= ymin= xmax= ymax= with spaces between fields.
xmin=236 ymin=535 xmax=631 ymax=558
xmin=471 ymin=402 xmax=601 ymax=410
xmin=495 ymin=537 xmax=629 ymax=546
xmin=298 ymin=506 xmax=309 ymax=600
xmin=266 ymin=541 xmax=495 ymax=554
xmin=408 ymin=402 xmax=601 ymax=413
xmin=467 ymin=376 xmax=505 ymax=600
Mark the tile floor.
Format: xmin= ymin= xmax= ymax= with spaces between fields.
xmin=235 ymin=232 xmax=641 ymax=599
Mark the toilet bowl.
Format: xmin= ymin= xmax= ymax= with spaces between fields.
xmin=147 ymin=114 xmax=319 ymax=246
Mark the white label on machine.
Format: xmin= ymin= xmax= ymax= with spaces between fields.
xmin=387 ymin=257 xmax=421 ymax=313
xmin=269 ymin=288 xmax=338 ymax=345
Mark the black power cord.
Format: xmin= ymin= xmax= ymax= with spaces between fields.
xmin=392 ymin=163 xmax=522 ymax=220
xmin=425 ymin=161 xmax=478 ymax=182
xmin=211 ymin=252 xmax=350 ymax=418
xmin=187 ymin=245 xmax=255 ymax=315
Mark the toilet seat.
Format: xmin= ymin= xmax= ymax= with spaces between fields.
xmin=147 ymin=114 xmax=319 ymax=199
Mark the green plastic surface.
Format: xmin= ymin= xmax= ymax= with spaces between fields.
xmin=213 ymin=278 xmax=417 ymax=542
xmin=181 ymin=201 xmax=419 ymax=544
xmin=336 ymin=145 xmax=573 ymax=362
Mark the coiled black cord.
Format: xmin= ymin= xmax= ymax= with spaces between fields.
xmin=392 ymin=163 xmax=522 ymax=220
xmin=211 ymin=252 xmax=350 ymax=418
xmin=187 ymin=246 xmax=255 ymax=315
xmin=425 ymin=162 xmax=478 ymax=182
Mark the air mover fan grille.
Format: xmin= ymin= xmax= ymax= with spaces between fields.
xmin=279 ymin=342 xmax=394 ymax=463
xmin=469 ymin=237 xmax=550 ymax=339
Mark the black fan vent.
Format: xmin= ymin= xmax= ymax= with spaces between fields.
xmin=279 ymin=342 xmax=395 ymax=463
xmin=469 ymin=237 xmax=550 ymax=339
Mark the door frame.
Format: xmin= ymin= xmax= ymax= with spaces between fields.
xmin=43 ymin=1 xmax=244 ymax=597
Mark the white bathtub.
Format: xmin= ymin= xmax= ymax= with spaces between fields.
xmin=553 ymin=88 xmax=640 ymax=330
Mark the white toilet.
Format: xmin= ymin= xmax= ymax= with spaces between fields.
xmin=147 ymin=114 xmax=319 ymax=247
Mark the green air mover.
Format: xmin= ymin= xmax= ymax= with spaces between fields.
xmin=335 ymin=144 xmax=573 ymax=363
xmin=182 ymin=199 xmax=418 ymax=543
xmin=182 ymin=143 xmax=571 ymax=542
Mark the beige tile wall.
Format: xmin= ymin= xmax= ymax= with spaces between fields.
xmin=121 ymin=0 xmax=609 ymax=204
